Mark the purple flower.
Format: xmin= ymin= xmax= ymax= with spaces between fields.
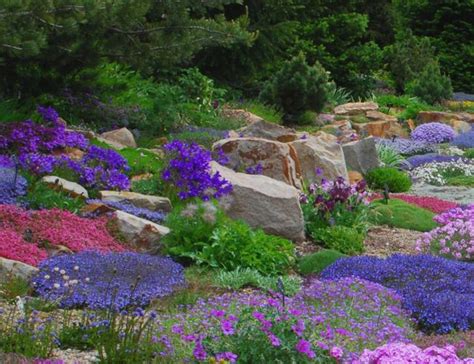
xmin=221 ymin=319 xmax=235 ymax=335
xmin=193 ymin=340 xmax=207 ymax=361
xmin=330 ymin=346 xmax=344 ymax=360
xmin=216 ymin=352 xmax=238 ymax=363
xmin=411 ymin=122 xmax=456 ymax=144
xmin=295 ymin=339 xmax=316 ymax=359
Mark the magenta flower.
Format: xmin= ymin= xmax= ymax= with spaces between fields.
xmin=330 ymin=346 xmax=344 ymax=360
xmin=295 ymin=339 xmax=316 ymax=359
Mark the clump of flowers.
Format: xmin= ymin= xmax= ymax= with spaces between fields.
xmin=411 ymin=122 xmax=456 ymax=144
xmin=162 ymin=140 xmax=232 ymax=201
xmin=386 ymin=194 xmax=458 ymax=213
xmin=354 ymin=342 xmax=474 ymax=363
xmin=32 ymin=252 xmax=185 ymax=309
xmin=86 ymin=199 xmax=165 ymax=223
xmin=417 ymin=205 xmax=474 ymax=260
xmin=375 ymin=137 xmax=436 ymax=156
xmin=451 ymin=127 xmax=474 ymax=149
xmin=0 ymin=167 xmax=27 ymax=205
xmin=322 ymin=254 xmax=474 ymax=333
xmin=0 ymin=204 xmax=126 ymax=266
xmin=405 ymin=153 xmax=463 ymax=170
xmin=410 ymin=159 xmax=474 ymax=185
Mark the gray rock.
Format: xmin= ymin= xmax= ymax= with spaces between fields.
xmin=342 ymin=137 xmax=380 ymax=174
xmin=41 ymin=176 xmax=89 ymax=198
xmin=100 ymin=191 xmax=172 ymax=212
xmin=238 ymin=119 xmax=297 ymax=142
xmin=334 ymin=102 xmax=379 ymax=115
xmin=211 ymin=161 xmax=305 ymax=241
xmin=100 ymin=127 xmax=137 ymax=148
xmin=0 ymin=257 xmax=38 ymax=283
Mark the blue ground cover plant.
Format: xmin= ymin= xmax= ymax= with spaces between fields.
xmin=32 ymin=252 xmax=185 ymax=309
xmin=411 ymin=122 xmax=456 ymax=144
xmin=451 ymin=127 xmax=474 ymax=149
xmin=374 ymin=137 xmax=436 ymax=156
xmin=321 ymin=254 xmax=474 ymax=334
xmin=0 ymin=167 xmax=27 ymax=204
xmin=404 ymin=153 xmax=463 ymax=170
xmin=86 ymin=199 xmax=166 ymax=223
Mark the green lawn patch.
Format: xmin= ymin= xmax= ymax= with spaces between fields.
xmin=298 ymin=249 xmax=347 ymax=275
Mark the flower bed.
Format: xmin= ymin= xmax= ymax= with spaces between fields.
xmin=405 ymin=153 xmax=463 ymax=170
xmin=86 ymin=199 xmax=166 ymax=223
xmin=0 ymin=205 xmax=126 ymax=266
xmin=371 ymin=193 xmax=458 ymax=213
xmin=452 ymin=127 xmax=474 ymax=149
xmin=374 ymin=138 xmax=436 ymax=156
xmin=410 ymin=159 xmax=474 ymax=186
xmin=411 ymin=122 xmax=456 ymax=144
xmin=322 ymin=254 xmax=474 ymax=333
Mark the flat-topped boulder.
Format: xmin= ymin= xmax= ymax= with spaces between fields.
xmin=342 ymin=137 xmax=379 ymax=174
xmin=289 ymin=133 xmax=348 ymax=183
xmin=334 ymin=102 xmax=379 ymax=115
xmin=0 ymin=257 xmax=38 ymax=282
xmin=41 ymin=176 xmax=88 ymax=198
xmin=99 ymin=191 xmax=172 ymax=212
xmin=100 ymin=127 xmax=137 ymax=148
xmin=212 ymin=137 xmax=302 ymax=188
xmin=238 ymin=119 xmax=298 ymax=142
xmin=210 ymin=162 xmax=305 ymax=242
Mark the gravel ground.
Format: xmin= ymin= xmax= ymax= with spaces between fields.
xmin=364 ymin=225 xmax=424 ymax=257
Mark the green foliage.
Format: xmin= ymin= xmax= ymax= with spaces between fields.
xmin=325 ymin=82 xmax=352 ymax=107
xmin=311 ymin=226 xmax=365 ymax=256
xmin=351 ymin=115 xmax=370 ymax=124
xmin=296 ymin=111 xmax=317 ymax=126
xmin=260 ymin=53 xmax=329 ymax=124
xmin=163 ymin=202 xmax=295 ymax=275
xmin=131 ymin=176 xmax=165 ymax=196
xmin=215 ymin=268 xmax=302 ymax=296
xmin=239 ymin=101 xmax=283 ymax=124
xmin=464 ymin=149 xmax=474 ymax=159
xmin=369 ymin=199 xmax=437 ymax=232
xmin=366 ymin=167 xmax=412 ymax=192
xmin=406 ymin=61 xmax=452 ymax=105
xmin=375 ymin=94 xmax=436 ymax=120
xmin=445 ymin=175 xmax=474 ymax=188
xmin=298 ymin=249 xmax=347 ymax=276
xmin=118 ymin=148 xmax=163 ymax=176
xmin=376 ymin=144 xmax=408 ymax=168
xmin=0 ymin=275 xmax=30 ymax=300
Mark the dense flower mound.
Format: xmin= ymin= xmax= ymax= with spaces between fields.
xmin=0 ymin=167 xmax=27 ymax=205
xmin=33 ymin=252 xmax=185 ymax=309
xmin=410 ymin=159 xmax=474 ymax=185
xmin=375 ymin=194 xmax=458 ymax=213
xmin=162 ymin=140 xmax=232 ymax=200
xmin=86 ymin=199 xmax=166 ymax=223
xmin=321 ymin=254 xmax=474 ymax=333
xmin=417 ymin=205 xmax=474 ymax=260
xmin=0 ymin=106 xmax=130 ymax=190
xmin=354 ymin=343 xmax=474 ymax=364
xmin=411 ymin=122 xmax=456 ymax=144
xmin=405 ymin=153 xmax=463 ymax=170
xmin=154 ymin=277 xmax=413 ymax=362
xmin=452 ymin=127 xmax=474 ymax=149
xmin=0 ymin=205 xmax=126 ymax=266
xmin=375 ymin=137 xmax=436 ymax=156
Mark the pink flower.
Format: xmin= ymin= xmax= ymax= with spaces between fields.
xmin=330 ymin=346 xmax=343 ymax=360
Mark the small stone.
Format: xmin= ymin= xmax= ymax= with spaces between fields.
xmin=41 ymin=176 xmax=88 ymax=198
xmin=100 ymin=191 xmax=172 ymax=212
xmin=100 ymin=127 xmax=137 ymax=149
xmin=0 ymin=257 xmax=38 ymax=282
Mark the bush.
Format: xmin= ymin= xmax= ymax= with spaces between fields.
xmin=215 ymin=268 xmax=302 ymax=296
xmin=260 ymin=53 xmax=329 ymax=124
xmin=321 ymin=254 xmax=474 ymax=333
xmin=32 ymin=252 xmax=185 ymax=309
xmin=411 ymin=122 xmax=456 ymax=144
xmin=368 ymin=199 xmax=437 ymax=232
xmin=311 ymin=226 xmax=364 ymax=255
xmin=163 ymin=202 xmax=295 ymax=275
xmin=365 ymin=167 xmax=412 ymax=192
xmin=406 ymin=61 xmax=453 ymax=105
xmin=298 ymin=249 xmax=347 ymax=275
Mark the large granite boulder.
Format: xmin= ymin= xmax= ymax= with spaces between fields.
xmin=0 ymin=257 xmax=38 ymax=282
xmin=41 ymin=176 xmax=88 ymax=198
xmin=238 ymin=119 xmax=298 ymax=142
xmin=289 ymin=133 xmax=348 ymax=183
xmin=342 ymin=137 xmax=379 ymax=174
xmin=100 ymin=191 xmax=172 ymax=212
xmin=210 ymin=162 xmax=305 ymax=241
xmin=100 ymin=127 xmax=137 ymax=148
xmin=114 ymin=210 xmax=170 ymax=251
xmin=334 ymin=102 xmax=379 ymax=115
xmin=212 ymin=137 xmax=302 ymax=188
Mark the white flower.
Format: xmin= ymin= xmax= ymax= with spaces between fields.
xmin=53 ymin=267 xmax=59 ymax=272
xmin=74 ymin=266 xmax=79 ymax=271
xmin=44 ymin=275 xmax=50 ymax=280
xmin=53 ymin=283 xmax=60 ymax=289
xmin=63 ymin=275 xmax=70 ymax=281
xmin=85 ymin=277 xmax=90 ymax=282
xmin=60 ymin=269 xmax=66 ymax=275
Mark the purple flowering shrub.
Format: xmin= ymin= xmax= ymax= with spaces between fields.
xmin=355 ymin=342 xmax=474 ymax=364
xmin=86 ymin=199 xmax=165 ymax=223
xmin=0 ymin=167 xmax=27 ymax=205
xmin=32 ymin=252 xmax=185 ymax=309
xmin=322 ymin=254 xmax=474 ymax=333
xmin=162 ymin=140 xmax=232 ymax=201
xmin=452 ymin=127 xmax=474 ymax=149
xmin=417 ymin=205 xmax=474 ymax=260
xmin=375 ymin=137 xmax=436 ymax=156
xmin=411 ymin=122 xmax=456 ymax=144
xmin=0 ymin=106 xmax=130 ymax=190
xmin=404 ymin=153 xmax=463 ymax=170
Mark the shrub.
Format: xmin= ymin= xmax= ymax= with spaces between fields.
xmin=298 ymin=249 xmax=347 ymax=275
xmin=411 ymin=122 xmax=456 ymax=144
xmin=417 ymin=205 xmax=474 ymax=261
xmin=214 ymin=268 xmax=302 ymax=296
xmin=375 ymin=94 xmax=435 ymax=120
xmin=375 ymin=144 xmax=408 ymax=168
xmin=311 ymin=226 xmax=364 ymax=255
xmin=366 ymin=167 xmax=412 ymax=192
xmin=410 ymin=160 xmax=474 ymax=186
xmin=0 ymin=167 xmax=27 ymax=205
xmin=162 ymin=140 xmax=232 ymax=201
xmin=32 ymin=252 xmax=185 ymax=309
xmin=0 ymin=205 xmax=126 ymax=266
xmin=260 ymin=53 xmax=329 ymax=124
xmin=374 ymin=137 xmax=436 ymax=156
xmin=321 ymin=254 xmax=474 ymax=333
xmin=406 ymin=61 xmax=453 ymax=104
xmin=356 ymin=343 xmax=472 ymax=363
xmin=452 ymin=127 xmax=474 ymax=149
xmin=368 ymin=199 xmax=437 ymax=232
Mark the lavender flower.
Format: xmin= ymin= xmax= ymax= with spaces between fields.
xmin=245 ymin=163 xmax=263 ymax=175
xmin=374 ymin=138 xmax=436 ymax=156
xmin=451 ymin=127 xmax=474 ymax=148
xmin=0 ymin=167 xmax=27 ymax=204
xmin=411 ymin=122 xmax=456 ymax=144
xmin=86 ymin=199 xmax=165 ymax=223
xmin=405 ymin=153 xmax=463 ymax=170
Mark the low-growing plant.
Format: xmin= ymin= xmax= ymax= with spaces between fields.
xmin=451 ymin=127 xmax=474 ymax=149
xmin=464 ymin=148 xmax=474 ymax=158
xmin=410 ymin=160 xmax=474 ymax=186
xmin=118 ymin=148 xmax=163 ymax=176
xmin=311 ymin=226 xmax=365 ymax=255
xmin=411 ymin=122 xmax=456 ymax=144
xmin=0 ymin=274 xmax=30 ymax=300
xmin=0 ymin=167 xmax=28 ymax=205
xmin=298 ymin=249 xmax=347 ymax=275
xmin=131 ymin=175 xmax=165 ymax=196
xmin=375 ymin=137 xmax=436 ymax=156
xmin=239 ymin=100 xmax=283 ymax=124
xmin=446 ymin=175 xmax=474 ymax=187
xmin=376 ymin=144 xmax=408 ymax=168
xmin=366 ymin=167 xmax=412 ymax=192
xmin=215 ymin=268 xmax=302 ymax=296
